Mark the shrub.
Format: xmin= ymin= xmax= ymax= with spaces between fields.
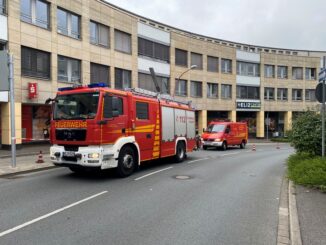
xmin=287 ymin=153 xmax=326 ymax=190
xmin=289 ymin=111 xmax=324 ymax=156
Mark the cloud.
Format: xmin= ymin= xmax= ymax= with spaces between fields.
xmin=105 ymin=0 xmax=326 ymax=50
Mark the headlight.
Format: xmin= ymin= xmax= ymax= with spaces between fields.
xmin=88 ymin=153 xmax=100 ymax=159
xmin=214 ymin=138 xmax=221 ymax=142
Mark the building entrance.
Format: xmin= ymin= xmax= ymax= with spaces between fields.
xmin=237 ymin=111 xmax=257 ymax=138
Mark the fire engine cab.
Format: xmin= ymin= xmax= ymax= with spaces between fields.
xmin=49 ymin=83 xmax=196 ymax=177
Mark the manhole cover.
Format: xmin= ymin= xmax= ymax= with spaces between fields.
xmin=175 ymin=175 xmax=191 ymax=180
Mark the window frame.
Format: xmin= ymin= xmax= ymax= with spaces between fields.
xmin=89 ymin=20 xmax=110 ymax=48
xmin=57 ymin=55 xmax=81 ymax=83
xmin=221 ymin=84 xmax=232 ymax=99
xmin=20 ymin=0 xmax=50 ymax=29
xmin=90 ymin=62 xmax=110 ymax=86
xmin=207 ymin=56 xmax=219 ymax=73
xmin=292 ymin=89 xmax=303 ymax=101
xmin=221 ymin=58 xmax=232 ymax=74
xmin=175 ymin=48 xmax=187 ymax=67
xmin=0 ymin=0 xmax=6 ymax=15
xmin=136 ymin=101 xmax=149 ymax=120
xmin=190 ymin=80 xmax=203 ymax=98
xmin=190 ymin=52 xmax=203 ymax=70
xmin=277 ymin=88 xmax=288 ymax=101
xmin=305 ymin=67 xmax=316 ymax=80
xmin=264 ymin=64 xmax=275 ymax=78
xmin=175 ymin=79 xmax=187 ymax=97
xmin=21 ymin=46 xmax=51 ymax=79
xmin=264 ymin=87 xmax=275 ymax=100
xmin=207 ymin=82 xmax=218 ymax=98
xmin=277 ymin=66 xmax=288 ymax=79
xmin=138 ymin=37 xmax=170 ymax=63
xmin=292 ymin=67 xmax=303 ymax=80
xmin=114 ymin=67 xmax=131 ymax=89
xmin=138 ymin=72 xmax=169 ymax=94
xmin=57 ymin=7 xmax=81 ymax=39
xmin=305 ymin=89 xmax=316 ymax=102
xmin=114 ymin=29 xmax=132 ymax=54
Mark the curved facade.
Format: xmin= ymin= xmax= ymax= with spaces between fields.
xmin=0 ymin=0 xmax=325 ymax=147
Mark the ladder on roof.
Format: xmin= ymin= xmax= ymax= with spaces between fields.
xmin=125 ymin=88 xmax=193 ymax=107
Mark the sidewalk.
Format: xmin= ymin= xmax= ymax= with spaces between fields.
xmin=0 ymin=143 xmax=53 ymax=176
xmin=295 ymin=185 xmax=326 ymax=245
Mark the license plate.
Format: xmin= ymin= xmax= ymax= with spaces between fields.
xmin=63 ymin=151 xmax=75 ymax=157
xmin=204 ymin=141 xmax=212 ymax=145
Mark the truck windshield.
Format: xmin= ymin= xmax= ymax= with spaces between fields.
xmin=53 ymin=92 xmax=99 ymax=120
xmin=207 ymin=124 xmax=225 ymax=133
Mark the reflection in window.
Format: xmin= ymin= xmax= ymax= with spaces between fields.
xmin=57 ymin=8 xmax=80 ymax=39
xmin=57 ymin=56 xmax=81 ymax=83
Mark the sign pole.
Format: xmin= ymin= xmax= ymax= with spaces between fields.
xmin=322 ymin=56 xmax=326 ymax=157
xmin=9 ymin=53 xmax=16 ymax=168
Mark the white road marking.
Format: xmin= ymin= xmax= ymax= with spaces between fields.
xmin=134 ymin=166 xmax=173 ymax=181
xmin=221 ymin=152 xmax=240 ymax=157
xmin=0 ymin=191 xmax=108 ymax=238
xmin=187 ymin=158 xmax=209 ymax=164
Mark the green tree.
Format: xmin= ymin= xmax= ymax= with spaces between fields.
xmin=290 ymin=111 xmax=323 ymax=156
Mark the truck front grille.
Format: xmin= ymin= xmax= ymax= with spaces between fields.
xmin=55 ymin=129 xmax=86 ymax=141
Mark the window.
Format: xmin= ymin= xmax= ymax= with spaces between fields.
xmin=114 ymin=29 xmax=132 ymax=54
xmin=305 ymin=89 xmax=316 ymax=101
xmin=90 ymin=21 xmax=110 ymax=47
xmin=175 ymin=79 xmax=187 ymax=96
xmin=191 ymin=52 xmax=203 ymax=70
xmin=0 ymin=42 xmax=6 ymax=50
xmin=90 ymin=63 xmax=110 ymax=86
xmin=237 ymin=61 xmax=260 ymax=77
xmin=57 ymin=8 xmax=80 ymax=39
xmin=175 ymin=48 xmax=187 ymax=67
xmin=207 ymin=83 xmax=218 ymax=98
xmin=305 ymin=68 xmax=316 ymax=80
xmin=221 ymin=59 xmax=232 ymax=73
xmin=292 ymin=89 xmax=303 ymax=101
xmin=292 ymin=67 xmax=303 ymax=80
xmin=138 ymin=73 xmax=169 ymax=94
xmin=207 ymin=56 xmax=219 ymax=72
xmin=277 ymin=66 xmax=288 ymax=79
xmin=115 ymin=68 xmax=131 ymax=89
xmin=103 ymin=95 xmax=123 ymax=118
xmin=57 ymin=56 xmax=81 ymax=83
xmin=0 ymin=0 xmax=6 ymax=14
xmin=190 ymin=81 xmax=202 ymax=97
xmin=136 ymin=102 xmax=149 ymax=120
xmin=138 ymin=37 xmax=169 ymax=62
xmin=264 ymin=65 xmax=275 ymax=78
xmin=264 ymin=87 xmax=275 ymax=100
xmin=21 ymin=0 xmax=50 ymax=29
xmin=277 ymin=88 xmax=288 ymax=101
xmin=21 ymin=46 xmax=50 ymax=79
xmin=236 ymin=86 xmax=260 ymax=99
xmin=221 ymin=84 xmax=232 ymax=99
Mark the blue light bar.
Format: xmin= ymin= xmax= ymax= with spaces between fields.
xmin=58 ymin=87 xmax=74 ymax=91
xmin=88 ymin=83 xmax=108 ymax=88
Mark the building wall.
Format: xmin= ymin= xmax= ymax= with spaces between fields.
xmin=1 ymin=0 xmax=325 ymax=145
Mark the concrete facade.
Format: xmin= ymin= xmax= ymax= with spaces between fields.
xmin=0 ymin=0 xmax=325 ymax=147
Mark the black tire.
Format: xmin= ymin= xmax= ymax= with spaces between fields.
xmin=203 ymin=145 xmax=208 ymax=150
xmin=175 ymin=142 xmax=186 ymax=163
xmin=221 ymin=141 xmax=227 ymax=151
xmin=116 ymin=146 xmax=136 ymax=177
xmin=240 ymin=141 xmax=246 ymax=149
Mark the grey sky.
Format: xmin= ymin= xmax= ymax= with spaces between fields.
xmin=105 ymin=0 xmax=326 ymax=51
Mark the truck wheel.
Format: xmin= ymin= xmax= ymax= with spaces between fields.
xmin=221 ymin=142 xmax=227 ymax=151
xmin=203 ymin=145 xmax=208 ymax=150
xmin=116 ymin=146 xmax=136 ymax=177
xmin=175 ymin=142 xmax=186 ymax=163
xmin=240 ymin=141 xmax=246 ymax=149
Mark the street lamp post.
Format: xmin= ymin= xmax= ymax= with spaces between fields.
xmin=174 ymin=65 xmax=197 ymax=96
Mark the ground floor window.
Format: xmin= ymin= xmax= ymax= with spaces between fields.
xmin=22 ymin=105 xmax=51 ymax=142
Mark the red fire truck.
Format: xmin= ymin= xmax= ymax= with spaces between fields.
xmin=49 ymin=84 xmax=196 ymax=177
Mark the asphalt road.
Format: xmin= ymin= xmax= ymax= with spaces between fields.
xmin=0 ymin=144 xmax=294 ymax=245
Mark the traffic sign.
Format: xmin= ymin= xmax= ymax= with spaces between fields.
xmin=319 ymin=68 xmax=326 ymax=82
xmin=316 ymin=82 xmax=326 ymax=103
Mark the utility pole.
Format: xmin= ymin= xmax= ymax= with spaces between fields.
xmin=322 ymin=56 xmax=326 ymax=157
xmin=9 ymin=53 xmax=16 ymax=167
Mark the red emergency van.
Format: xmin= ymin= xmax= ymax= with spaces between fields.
xmin=201 ymin=121 xmax=248 ymax=150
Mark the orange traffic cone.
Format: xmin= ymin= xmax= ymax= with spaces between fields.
xmin=36 ymin=151 xmax=44 ymax=164
xmin=276 ymin=142 xmax=280 ymax=149
xmin=252 ymin=144 xmax=256 ymax=151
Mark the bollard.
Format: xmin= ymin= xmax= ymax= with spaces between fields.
xmin=252 ymin=144 xmax=256 ymax=151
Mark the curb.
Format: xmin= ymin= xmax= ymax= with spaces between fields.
xmin=0 ymin=165 xmax=58 ymax=178
xmin=289 ymin=181 xmax=303 ymax=245
xmin=277 ymin=176 xmax=291 ymax=245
